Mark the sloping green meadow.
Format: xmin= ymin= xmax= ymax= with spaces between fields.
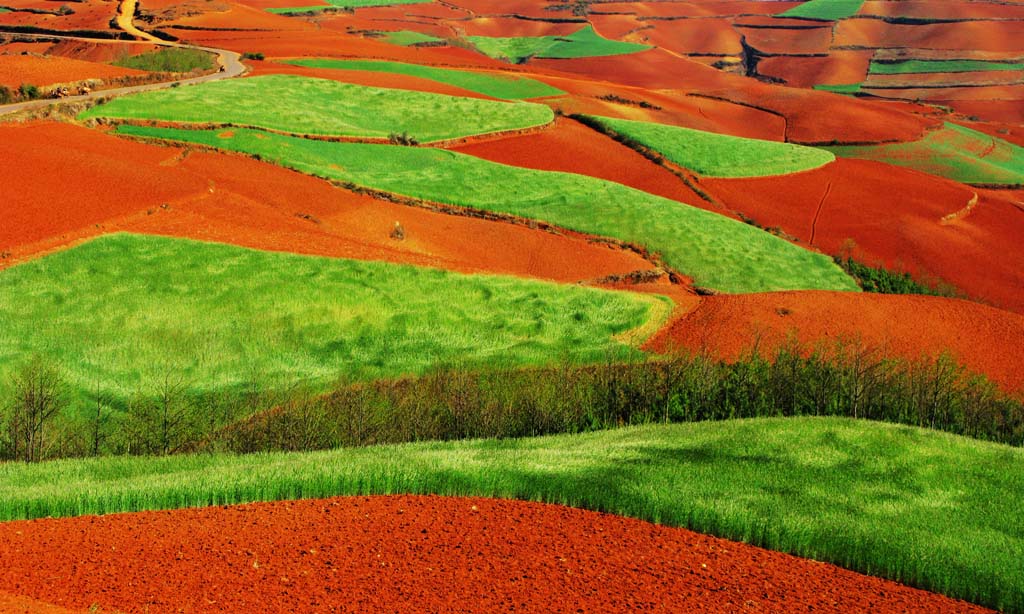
xmin=79 ymin=75 xmax=553 ymax=142
xmin=826 ymin=122 xmax=1024 ymax=186
xmin=588 ymin=115 xmax=836 ymax=178
xmin=2 ymin=418 xmax=1021 ymax=612
xmin=281 ymin=58 xmax=564 ymax=99
xmin=117 ymin=125 xmax=859 ymax=294
xmin=378 ymin=30 xmax=444 ymax=46
xmin=467 ymin=25 xmax=650 ymax=63
xmin=0 ymin=233 xmax=656 ymax=408
xmin=780 ymin=0 xmax=865 ymax=21
xmin=267 ymin=0 xmax=431 ymax=14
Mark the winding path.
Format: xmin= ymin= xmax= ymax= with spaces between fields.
xmin=0 ymin=0 xmax=245 ymax=116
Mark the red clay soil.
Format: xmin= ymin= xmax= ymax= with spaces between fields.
xmin=737 ymin=23 xmax=834 ymax=56
xmin=1 ymin=121 xmax=654 ymax=284
xmin=834 ymin=20 xmax=1024 ymax=53
xmin=757 ymin=52 xmax=873 ymax=88
xmin=864 ymin=84 xmax=1024 ymax=103
xmin=648 ymin=292 xmax=1024 ymax=394
xmin=0 ymin=0 xmax=119 ymax=31
xmin=630 ymin=18 xmax=743 ymax=56
xmin=947 ymin=100 xmax=1024 ymax=125
xmin=0 ymin=495 xmax=994 ymax=614
xmin=43 ymin=39 xmax=156 ymax=63
xmin=164 ymin=1 xmax=310 ymax=30
xmin=0 ymin=54 xmax=144 ymax=88
xmin=452 ymin=17 xmax=581 ymax=37
xmin=450 ymin=116 xmax=708 ymax=206
xmin=863 ymin=71 xmax=1024 ymax=88
xmin=701 ymin=158 xmax=1024 ymax=314
xmin=859 ymin=0 xmax=1024 ymax=20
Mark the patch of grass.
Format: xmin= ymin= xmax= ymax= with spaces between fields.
xmin=467 ymin=25 xmax=649 ymax=63
xmin=117 ymin=125 xmax=859 ymax=294
xmin=1 ymin=418 xmax=1021 ymax=612
xmin=780 ymin=0 xmax=865 ymax=21
xmin=825 ymin=122 xmax=1024 ymax=186
xmin=0 ymin=233 xmax=656 ymax=410
xmin=78 ymin=74 xmax=553 ymax=143
xmin=835 ymin=256 xmax=959 ymax=297
xmin=813 ymin=82 xmax=863 ymax=95
xmin=267 ymin=0 xmax=430 ymax=13
xmin=281 ymin=58 xmax=564 ymax=100
xmin=376 ymin=30 xmax=443 ymax=46
xmin=0 ymin=7 xmax=11 ymax=13
xmin=585 ymin=115 xmax=835 ymax=178
xmin=870 ymin=59 xmax=1024 ymax=75
xmin=112 ymin=48 xmax=216 ymax=73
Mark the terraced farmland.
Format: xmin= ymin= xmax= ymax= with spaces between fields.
xmin=79 ymin=75 xmax=554 ymax=142
xmin=585 ymin=115 xmax=836 ymax=178
xmin=467 ymin=25 xmax=650 ymax=63
xmin=281 ymin=59 xmax=565 ymax=99
xmin=267 ymin=0 xmax=432 ymax=14
xmin=0 ymin=233 xmax=657 ymax=408
xmin=117 ymin=124 xmax=859 ymax=294
xmin=780 ymin=0 xmax=865 ymax=21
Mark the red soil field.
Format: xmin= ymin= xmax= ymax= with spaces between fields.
xmin=863 ymin=70 xmax=1024 ymax=88
xmin=43 ymin=39 xmax=156 ymax=63
xmin=596 ymin=1 xmax=799 ymax=18
xmin=629 ymin=18 xmax=743 ymax=56
xmin=757 ymin=52 xmax=873 ymax=88
xmin=0 ymin=495 xmax=994 ymax=613
xmin=701 ymin=159 xmax=1024 ymax=314
xmin=163 ymin=1 xmax=310 ymax=31
xmin=864 ymin=84 xmax=1024 ymax=103
xmin=737 ymin=23 xmax=833 ymax=56
xmin=0 ymin=0 xmax=118 ymax=31
xmin=859 ymin=0 xmax=1024 ymax=20
xmin=586 ymin=14 xmax=645 ymax=40
xmin=0 ymin=54 xmax=144 ymax=88
xmin=952 ymin=108 xmax=1024 ymax=135
xmin=649 ymin=292 xmax=1024 ymax=394
xmin=834 ymin=20 xmax=1024 ymax=53
xmin=317 ymin=16 xmax=453 ymax=39
xmin=450 ymin=16 xmax=581 ymax=37
xmin=1 ymin=121 xmax=653 ymax=285
xmin=437 ymin=0 xmax=558 ymax=18
xmin=449 ymin=116 xmax=708 ymax=206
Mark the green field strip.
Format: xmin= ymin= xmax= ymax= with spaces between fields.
xmin=112 ymin=48 xmax=216 ymax=73
xmin=267 ymin=0 xmax=431 ymax=14
xmin=2 ymin=418 xmax=1021 ymax=612
xmin=586 ymin=115 xmax=836 ymax=178
xmin=870 ymin=59 xmax=1024 ymax=75
xmin=779 ymin=0 xmax=865 ymax=21
xmin=377 ymin=30 xmax=444 ymax=46
xmin=281 ymin=58 xmax=565 ymax=100
xmin=825 ymin=122 xmax=1024 ymax=186
xmin=466 ymin=25 xmax=650 ymax=63
xmin=814 ymin=83 xmax=863 ymax=95
xmin=78 ymin=75 xmax=553 ymax=143
xmin=116 ymin=124 xmax=859 ymax=294
xmin=0 ymin=233 xmax=656 ymax=409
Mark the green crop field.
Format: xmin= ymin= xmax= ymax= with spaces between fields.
xmin=281 ymin=59 xmax=564 ymax=100
xmin=825 ymin=122 xmax=1024 ymax=186
xmin=117 ymin=125 xmax=859 ymax=294
xmin=267 ymin=0 xmax=431 ymax=14
xmin=587 ymin=115 xmax=836 ymax=178
xmin=79 ymin=75 xmax=553 ymax=142
xmin=467 ymin=25 xmax=650 ymax=63
xmin=870 ymin=59 xmax=1024 ymax=75
xmin=0 ymin=233 xmax=657 ymax=409
xmin=377 ymin=30 xmax=444 ymax=46
xmin=1 ymin=418 xmax=1020 ymax=612
xmin=780 ymin=0 xmax=865 ymax=21
xmin=113 ymin=48 xmax=216 ymax=73
xmin=814 ymin=83 xmax=863 ymax=95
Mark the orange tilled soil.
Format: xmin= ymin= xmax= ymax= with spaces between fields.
xmin=1 ymin=121 xmax=653 ymax=284
xmin=0 ymin=54 xmax=144 ymax=88
xmin=0 ymin=495 xmax=994 ymax=613
xmin=648 ymin=292 xmax=1024 ymax=394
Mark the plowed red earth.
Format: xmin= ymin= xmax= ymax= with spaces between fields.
xmin=649 ymin=292 xmax=1024 ymax=394
xmin=630 ymin=18 xmax=742 ymax=56
xmin=0 ymin=121 xmax=653 ymax=284
xmin=834 ymin=20 xmax=1024 ymax=53
xmin=0 ymin=495 xmax=994 ymax=613
xmin=701 ymin=159 xmax=1024 ymax=314
xmin=0 ymin=55 xmax=144 ymax=88
xmin=738 ymin=24 xmax=833 ymax=55
xmin=757 ymin=52 xmax=873 ymax=88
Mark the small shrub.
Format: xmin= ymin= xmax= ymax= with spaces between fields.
xmin=18 ymin=83 xmax=40 ymax=100
xmin=241 ymin=52 xmax=265 ymax=61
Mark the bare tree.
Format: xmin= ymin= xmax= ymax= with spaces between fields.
xmin=4 ymin=356 xmax=65 ymax=462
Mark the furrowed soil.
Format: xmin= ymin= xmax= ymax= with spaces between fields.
xmin=0 ymin=121 xmax=655 ymax=283
xmin=649 ymin=292 xmax=1024 ymax=394
xmin=0 ymin=495 xmax=994 ymax=614
xmin=0 ymin=55 xmax=145 ymax=88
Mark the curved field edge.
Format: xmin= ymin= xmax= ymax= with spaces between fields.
xmin=583 ymin=115 xmax=836 ymax=178
xmin=1 ymin=417 xmax=1020 ymax=612
xmin=77 ymin=75 xmax=554 ymax=143
xmin=279 ymin=59 xmax=566 ymax=100
xmin=825 ymin=123 xmax=1024 ymax=186
xmin=0 ymin=233 xmax=659 ymax=409
xmin=113 ymin=125 xmax=859 ymax=294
